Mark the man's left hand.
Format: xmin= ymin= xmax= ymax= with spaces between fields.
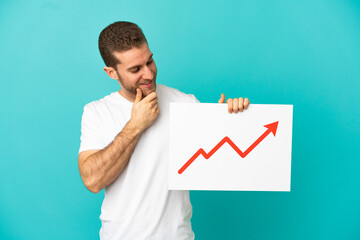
xmin=218 ymin=94 xmax=250 ymax=113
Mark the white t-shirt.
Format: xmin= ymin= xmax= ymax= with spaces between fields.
xmin=79 ymin=84 xmax=199 ymax=240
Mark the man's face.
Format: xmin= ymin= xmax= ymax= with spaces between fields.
xmin=112 ymin=42 xmax=157 ymax=101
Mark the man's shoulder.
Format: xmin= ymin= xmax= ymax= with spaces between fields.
xmin=157 ymin=84 xmax=199 ymax=103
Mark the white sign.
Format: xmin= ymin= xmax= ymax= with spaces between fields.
xmin=169 ymin=103 xmax=293 ymax=191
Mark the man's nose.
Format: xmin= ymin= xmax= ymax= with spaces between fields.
xmin=142 ymin=65 xmax=154 ymax=80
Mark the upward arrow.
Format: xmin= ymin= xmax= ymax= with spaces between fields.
xmin=178 ymin=121 xmax=279 ymax=174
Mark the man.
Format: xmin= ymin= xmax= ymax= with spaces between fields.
xmin=78 ymin=21 xmax=250 ymax=240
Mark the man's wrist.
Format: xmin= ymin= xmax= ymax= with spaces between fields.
xmin=127 ymin=119 xmax=144 ymax=136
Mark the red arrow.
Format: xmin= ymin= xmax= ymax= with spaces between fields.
xmin=178 ymin=121 xmax=279 ymax=174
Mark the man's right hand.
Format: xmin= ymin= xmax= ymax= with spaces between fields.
xmin=130 ymin=88 xmax=160 ymax=131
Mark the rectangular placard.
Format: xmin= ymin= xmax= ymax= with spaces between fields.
xmin=169 ymin=103 xmax=293 ymax=191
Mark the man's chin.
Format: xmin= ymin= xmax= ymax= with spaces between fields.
xmin=140 ymin=82 xmax=156 ymax=96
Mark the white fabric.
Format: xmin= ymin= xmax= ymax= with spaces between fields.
xmin=79 ymin=84 xmax=199 ymax=240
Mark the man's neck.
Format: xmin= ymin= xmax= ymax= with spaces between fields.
xmin=118 ymin=90 xmax=136 ymax=102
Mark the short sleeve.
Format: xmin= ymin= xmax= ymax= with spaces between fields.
xmin=79 ymin=103 xmax=107 ymax=153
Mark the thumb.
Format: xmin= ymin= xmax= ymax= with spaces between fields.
xmin=218 ymin=93 xmax=225 ymax=103
xmin=134 ymin=88 xmax=143 ymax=103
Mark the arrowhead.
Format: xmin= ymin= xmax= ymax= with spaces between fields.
xmin=264 ymin=121 xmax=279 ymax=136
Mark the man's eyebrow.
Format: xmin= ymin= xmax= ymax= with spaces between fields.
xmin=127 ymin=54 xmax=154 ymax=70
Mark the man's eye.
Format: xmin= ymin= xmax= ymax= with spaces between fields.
xmin=132 ymin=68 xmax=140 ymax=73
xmin=147 ymin=59 xmax=153 ymax=65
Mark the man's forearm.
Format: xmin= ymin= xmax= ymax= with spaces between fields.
xmin=81 ymin=120 xmax=143 ymax=193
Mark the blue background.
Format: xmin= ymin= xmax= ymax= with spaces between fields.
xmin=1 ymin=0 xmax=359 ymax=239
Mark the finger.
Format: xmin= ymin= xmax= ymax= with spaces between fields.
xmin=149 ymin=97 xmax=158 ymax=104
xmin=151 ymin=101 xmax=158 ymax=109
xmin=134 ymin=88 xmax=143 ymax=103
xmin=233 ymin=98 xmax=239 ymax=113
xmin=154 ymin=106 xmax=160 ymax=116
xmin=144 ymin=92 xmax=157 ymax=102
xmin=218 ymin=93 xmax=225 ymax=103
xmin=244 ymin=98 xmax=250 ymax=110
xmin=238 ymin=97 xmax=244 ymax=112
xmin=227 ymin=98 xmax=233 ymax=113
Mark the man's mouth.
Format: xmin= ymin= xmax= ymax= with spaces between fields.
xmin=139 ymin=80 xmax=153 ymax=88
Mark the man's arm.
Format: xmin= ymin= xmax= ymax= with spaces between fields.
xmin=78 ymin=89 xmax=159 ymax=193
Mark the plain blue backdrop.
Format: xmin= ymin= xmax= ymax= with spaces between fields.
xmin=1 ymin=0 xmax=359 ymax=239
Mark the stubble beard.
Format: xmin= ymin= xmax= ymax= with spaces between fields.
xmin=116 ymin=70 xmax=156 ymax=97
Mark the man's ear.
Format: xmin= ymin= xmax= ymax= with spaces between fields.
xmin=103 ymin=66 xmax=118 ymax=80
